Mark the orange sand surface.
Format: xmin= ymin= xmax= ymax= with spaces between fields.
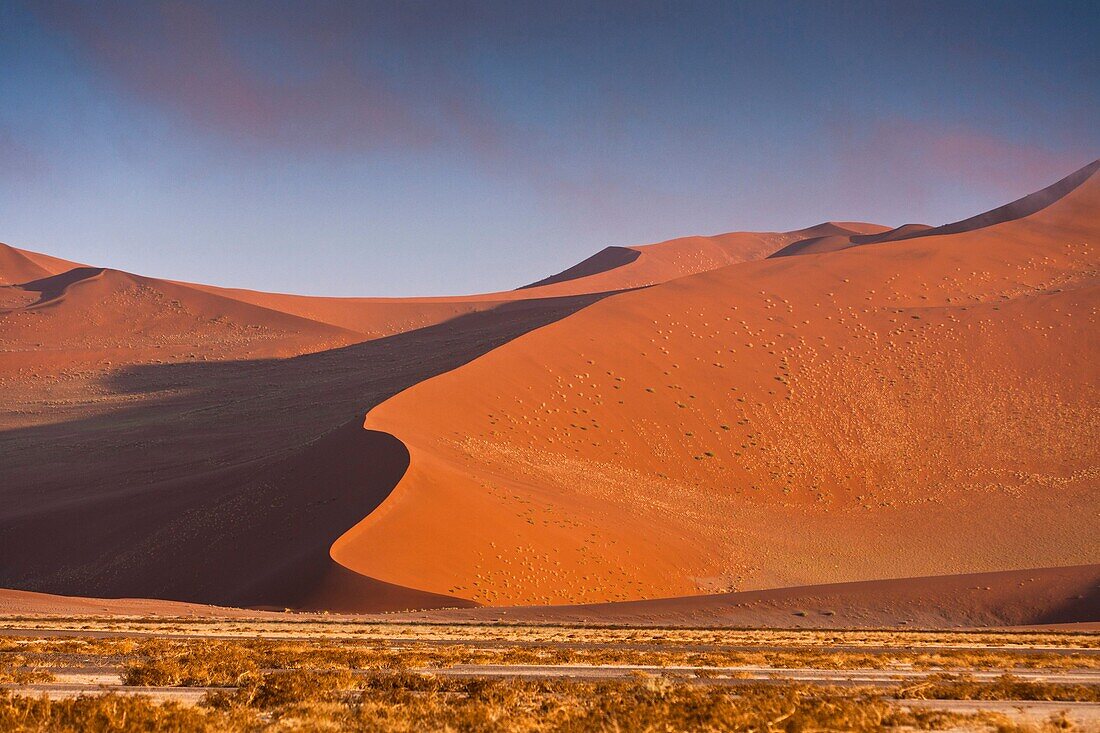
xmin=1 ymin=161 xmax=1096 ymax=620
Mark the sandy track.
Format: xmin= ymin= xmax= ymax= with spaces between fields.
xmin=17 ymin=665 xmax=1100 ymax=686
xmin=899 ymin=699 xmax=1100 ymax=725
xmin=2 ymin=682 xmax=219 ymax=705
xmin=426 ymin=663 xmax=1100 ymax=684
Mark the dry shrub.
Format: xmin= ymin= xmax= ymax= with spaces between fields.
xmin=555 ymin=681 xmax=894 ymax=733
xmin=337 ymin=677 xmax=1000 ymax=732
xmin=204 ymin=668 xmax=357 ymax=709
xmin=0 ymin=654 xmax=54 ymax=684
xmin=0 ymin=675 xmax=1032 ymax=732
xmin=122 ymin=640 xmax=259 ymax=687
xmin=0 ymin=691 xmax=255 ymax=732
xmin=896 ymin=673 xmax=1100 ymax=702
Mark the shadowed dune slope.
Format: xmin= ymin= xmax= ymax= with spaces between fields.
xmin=770 ymin=224 xmax=936 ymax=258
xmin=521 ymin=247 xmax=642 ymax=289
xmin=769 ymin=234 xmax=854 ymax=258
xmin=336 ymin=161 xmax=1100 ymax=607
xmin=849 ymin=223 xmax=934 ymax=244
xmin=0 ymin=289 xmax=616 ymax=611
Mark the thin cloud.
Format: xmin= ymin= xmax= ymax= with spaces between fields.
xmin=32 ymin=1 xmax=502 ymax=153
xmin=828 ymin=116 xmax=1089 ymax=218
xmin=0 ymin=128 xmax=47 ymax=184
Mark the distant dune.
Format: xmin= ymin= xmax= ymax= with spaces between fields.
xmin=179 ymin=223 xmax=868 ymax=336
xmin=0 ymin=160 xmax=1096 ymax=620
xmin=521 ymin=222 xmax=889 ymax=290
xmin=770 ymin=223 xmax=936 ymax=258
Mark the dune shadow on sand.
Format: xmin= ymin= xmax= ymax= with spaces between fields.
xmin=519 ymin=246 xmax=640 ymax=289
xmin=16 ymin=267 xmax=108 ymax=306
xmin=0 ymin=289 xmax=628 ymax=612
xmin=1034 ymin=579 xmax=1100 ymax=625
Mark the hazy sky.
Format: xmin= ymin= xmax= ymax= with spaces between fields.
xmin=2 ymin=1 xmax=1097 ymax=296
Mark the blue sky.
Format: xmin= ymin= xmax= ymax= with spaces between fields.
xmin=1 ymin=1 xmax=1097 ymax=296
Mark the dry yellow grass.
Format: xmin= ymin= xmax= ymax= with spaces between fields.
xmin=3 ymin=626 xmax=1096 ymax=732
xmin=2 ymin=617 xmax=1095 ymax=651
xmin=0 ymin=678 xmax=1031 ymax=732
xmin=0 ymin=661 xmax=53 ymax=685
xmin=895 ymin=673 xmax=1100 ymax=703
xmin=122 ymin=640 xmax=260 ymax=687
xmin=9 ymin=634 xmax=1095 ymax=678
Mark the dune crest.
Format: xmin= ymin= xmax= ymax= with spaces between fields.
xmin=335 ymin=161 xmax=1099 ymax=607
xmin=0 ymin=242 xmax=85 ymax=286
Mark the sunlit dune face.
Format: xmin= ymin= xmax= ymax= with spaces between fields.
xmin=345 ymin=178 xmax=1099 ymax=606
xmin=0 ymin=164 xmax=1097 ymax=614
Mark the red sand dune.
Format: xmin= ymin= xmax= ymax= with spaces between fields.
xmin=178 ymin=223 xmax=879 ymax=337
xmin=0 ymin=161 xmax=1097 ymax=622
xmin=771 ymin=162 xmax=1099 ymax=260
xmin=338 ymin=161 xmax=1099 ymax=607
xmin=872 ymin=159 xmax=1100 ymax=242
xmin=521 ymin=222 xmax=889 ymax=290
xmin=0 ymin=242 xmax=82 ymax=286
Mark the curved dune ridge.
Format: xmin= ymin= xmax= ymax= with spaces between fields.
xmin=772 ymin=160 xmax=1100 ymax=259
xmin=770 ymin=224 xmax=939 ymax=258
xmin=879 ymin=158 xmax=1100 ymax=241
xmin=0 ymin=160 xmax=1097 ymax=618
xmin=337 ymin=160 xmax=1099 ymax=607
xmin=520 ymin=222 xmax=889 ymax=290
xmin=0 ymin=242 xmax=83 ymax=286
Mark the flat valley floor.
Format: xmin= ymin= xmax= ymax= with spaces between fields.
xmin=1 ymin=614 xmax=1098 ymax=732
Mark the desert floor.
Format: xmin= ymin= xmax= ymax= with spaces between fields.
xmin=2 ymin=615 xmax=1098 ymax=731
